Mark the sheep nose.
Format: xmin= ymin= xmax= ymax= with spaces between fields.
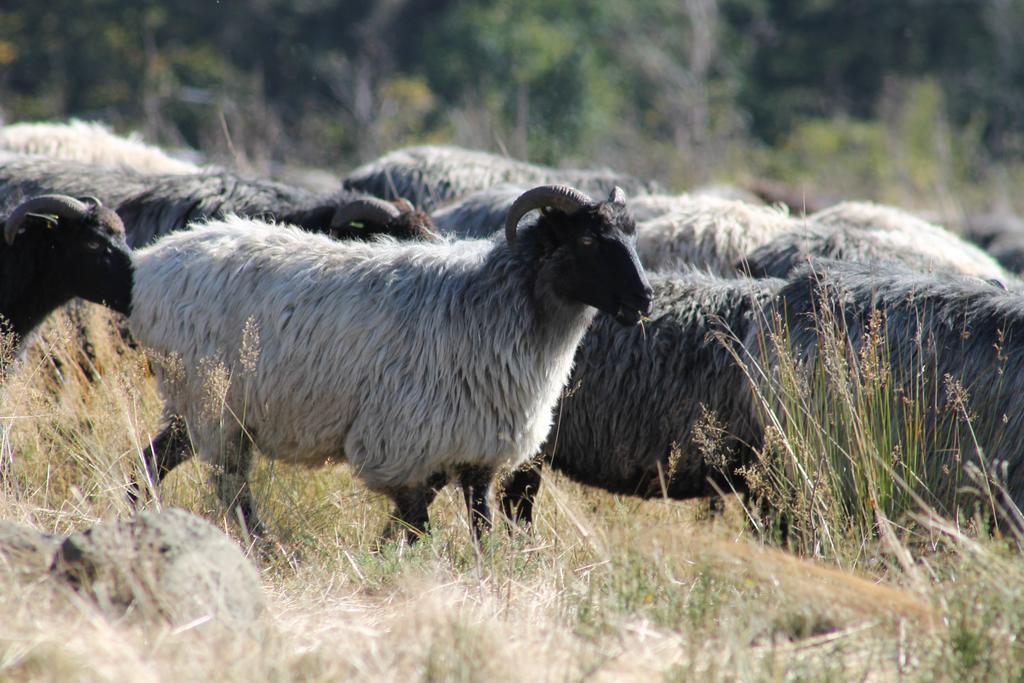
xmin=639 ymin=286 xmax=654 ymax=315
xmin=622 ymin=287 xmax=654 ymax=317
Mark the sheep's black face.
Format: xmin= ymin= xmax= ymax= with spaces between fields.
xmin=548 ymin=200 xmax=653 ymax=325
xmin=53 ymin=206 xmax=134 ymax=315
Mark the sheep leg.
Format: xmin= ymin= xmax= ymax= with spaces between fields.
xmin=130 ymin=414 xmax=193 ymax=504
xmin=499 ymin=462 xmax=543 ymax=527
xmin=383 ymin=476 xmax=445 ymax=545
xmin=214 ymin=434 xmax=264 ymax=539
xmin=457 ymin=465 xmax=494 ymax=541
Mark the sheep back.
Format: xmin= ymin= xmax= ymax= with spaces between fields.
xmin=343 ymin=145 xmax=659 ymax=211
xmin=810 ymin=201 xmax=1009 ymax=281
xmin=0 ymin=119 xmax=199 ymax=175
xmin=637 ymin=196 xmax=796 ymax=274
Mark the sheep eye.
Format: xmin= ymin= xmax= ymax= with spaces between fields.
xmin=84 ymin=239 xmax=104 ymax=251
xmin=579 ymin=235 xmax=595 ymax=247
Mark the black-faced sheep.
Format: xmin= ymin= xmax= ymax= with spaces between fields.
xmin=0 ymin=156 xmax=438 ymax=384
xmin=0 ymin=195 xmax=132 ymax=371
xmin=768 ymin=260 xmax=1024 ymax=516
xmin=109 ymin=185 xmax=651 ymax=542
xmin=432 ymin=190 xmax=795 ymax=279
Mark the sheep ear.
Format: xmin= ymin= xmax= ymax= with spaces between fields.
xmin=608 ymin=186 xmax=626 ymax=206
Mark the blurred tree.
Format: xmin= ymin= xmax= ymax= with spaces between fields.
xmin=0 ymin=0 xmax=1022 ymax=175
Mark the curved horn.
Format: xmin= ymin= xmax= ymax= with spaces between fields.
xmin=4 ymin=194 xmax=91 ymax=245
xmin=79 ymin=195 xmax=104 ymax=208
xmin=504 ymin=185 xmax=593 ymax=245
xmin=331 ymin=197 xmax=402 ymax=230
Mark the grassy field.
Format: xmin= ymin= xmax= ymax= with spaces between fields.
xmin=1 ymin=299 xmax=1022 ymax=682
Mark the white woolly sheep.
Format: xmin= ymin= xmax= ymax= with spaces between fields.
xmin=633 ymin=196 xmax=1012 ymax=281
xmin=0 ymin=120 xmax=199 ymax=175
xmin=804 ymin=201 xmax=1011 ymax=280
xmin=126 ymin=185 xmax=652 ymax=542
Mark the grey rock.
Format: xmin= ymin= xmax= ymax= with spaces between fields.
xmin=0 ymin=509 xmax=264 ymax=625
xmin=0 ymin=521 xmax=62 ymax=574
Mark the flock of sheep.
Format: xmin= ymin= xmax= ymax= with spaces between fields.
xmin=2 ymin=119 xmax=1024 ymax=544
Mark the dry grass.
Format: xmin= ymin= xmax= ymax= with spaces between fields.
xmin=0 ymin=305 xmax=1021 ymax=682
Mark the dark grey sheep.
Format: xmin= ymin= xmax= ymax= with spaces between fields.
xmin=0 ymin=155 xmax=434 ymax=248
xmin=343 ymin=145 xmax=660 ymax=212
xmin=500 ymin=271 xmax=780 ymax=524
xmin=431 ymin=184 xmax=524 ymax=238
xmin=770 ymin=260 xmax=1024 ymax=514
xmin=502 ymin=260 xmax=1024 ymax=525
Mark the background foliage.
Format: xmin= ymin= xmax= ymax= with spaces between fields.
xmin=2 ymin=1 xmax=1023 ymax=197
